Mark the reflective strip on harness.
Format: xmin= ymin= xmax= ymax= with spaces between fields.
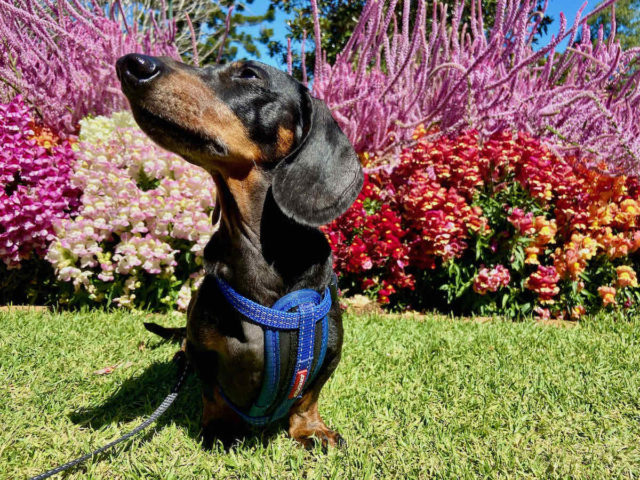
xmin=216 ymin=279 xmax=332 ymax=329
xmin=215 ymin=277 xmax=334 ymax=426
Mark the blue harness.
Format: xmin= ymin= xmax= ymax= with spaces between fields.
xmin=214 ymin=276 xmax=335 ymax=426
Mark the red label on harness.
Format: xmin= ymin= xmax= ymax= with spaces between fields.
xmin=288 ymin=369 xmax=308 ymax=399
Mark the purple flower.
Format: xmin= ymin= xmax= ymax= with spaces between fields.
xmin=0 ymin=96 xmax=80 ymax=267
xmin=307 ymin=0 xmax=639 ymax=175
xmin=0 ymin=0 xmax=179 ymax=136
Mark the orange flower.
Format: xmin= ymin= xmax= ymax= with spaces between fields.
xmin=29 ymin=122 xmax=61 ymax=149
xmin=564 ymin=249 xmax=583 ymax=278
xmin=525 ymin=246 xmax=540 ymax=265
xmin=571 ymin=305 xmax=586 ymax=319
xmin=615 ymin=199 xmax=639 ymax=227
xmin=359 ymin=152 xmax=374 ymax=168
xmin=412 ymin=123 xmax=427 ymax=139
xmin=552 ymin=233 xmax=597 ymax=281
xmin=616 ymin=266 xmax=638 ymax=288
xmin=632 ymin=231 xmax=640 ymax=253
xmin=597 ymin=286 xmax=617 ymax=307
xmin=575 ymin=234 xmax=598 ymax=259
xmin=596 ymin=228 xmax=632 ymax=259
xmin=533 ymin=216 xmax=557 ymax=246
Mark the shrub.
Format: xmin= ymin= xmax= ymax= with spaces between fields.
xmin=324 ymin=127 xmax=640 ymax=318
xmin=45 ymin=112 xmax=215 ymax=311
xmin=0 ymin=0 xmax=178 ymax=136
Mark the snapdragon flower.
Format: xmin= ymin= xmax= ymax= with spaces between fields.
xmin=0 ymin=96 xmax=79 ymax=267
xmin=46 ymin=112 xmax=215 ymax=310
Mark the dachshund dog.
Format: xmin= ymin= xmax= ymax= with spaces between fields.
xmin=116 ymin=54 xmax=363 ymax=449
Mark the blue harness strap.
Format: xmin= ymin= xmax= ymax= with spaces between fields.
xmin=215 ymin=276 xmax=334 ymax=426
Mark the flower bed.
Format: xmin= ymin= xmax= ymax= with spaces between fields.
xmin=45 ymin=112 xmax=215 ymax=311
xmin=2 ymin=0 xmax=640 ymax=317
xmin=0 ymin=96 xmax=80 ymax=267
xmin=0 ymin=96 xmax=81 ymax=304
xmin=325 ymin=128 xmax=640 ymax=318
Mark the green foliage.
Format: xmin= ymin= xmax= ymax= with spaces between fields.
xmin=198 ymin=0 xmax=276 ymax=64
xmin=136 ymin=167 xmax=161 ymax=192
xmin=436 ymin=182 xmax=546 ymax=318
xmin=588 ymin=0 xmax=640 ymax=49
xmin=122 ymin=0 xmax=275 ymax=64
xmin=264 ymin=0 xmax=364 ymax=77
xmin=0 ymin=259 xmax=59 ymax=306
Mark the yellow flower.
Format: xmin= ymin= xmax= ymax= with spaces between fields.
xmin=533 ymin=216 xmax=556 ymax=246
xmin=571 ymin=305 xmax=586 ymax=319
xmin=524 ymin=246 xmax=540 ymax=264
xmin=616 ymin=266 xmax=638 ymax=288
xmin=620 ymin=199 xmax=639 ymax=215
xmin=598 ymin=285 xmax=617 ymax=307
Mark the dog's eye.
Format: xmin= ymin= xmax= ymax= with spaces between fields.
xmin=238 ymin=67 xmax=261 ymax=80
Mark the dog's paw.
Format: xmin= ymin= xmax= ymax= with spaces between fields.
xmin=292 ymin=428 xmax=346 ymax=452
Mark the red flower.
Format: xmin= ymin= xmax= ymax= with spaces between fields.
xmin=324 ymin=127 xmax=640 ymax=313
xmin=508 ymin=208 xmax=535 ymax=235
xmin=473 ymin=265 xmax=511 ymax=295
xmin=525 ymin=265 xmax=560 ymax=303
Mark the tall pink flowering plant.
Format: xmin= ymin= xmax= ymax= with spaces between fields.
xmin=309 ymin=0 xmax=640 ymax=175
xmin=0 ymin=0 xmax=179 ymax=136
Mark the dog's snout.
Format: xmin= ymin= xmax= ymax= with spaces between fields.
xmin=116 ymin=53 xmax=162 ymax=87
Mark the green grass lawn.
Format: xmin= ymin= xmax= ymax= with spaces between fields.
xmin=2 ymin=310 xmax=640 ymax=479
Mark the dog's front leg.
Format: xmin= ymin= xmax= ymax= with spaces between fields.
xmin=201 ymin=387 xmax=246 ymax=449
xmin=287 ymin=385 xmax=345 ymax=451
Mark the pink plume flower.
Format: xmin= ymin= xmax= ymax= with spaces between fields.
xmin=0 ymin=0 xmax=179 ymax=136
xmin=309 ymin=0 xmax=639 ymax=175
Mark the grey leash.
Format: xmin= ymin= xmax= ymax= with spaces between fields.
xmin=28 ymin=354 xmax=190 ymax=480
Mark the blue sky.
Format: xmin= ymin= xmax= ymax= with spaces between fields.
xmin=538 ymin=0 xmax=603 ymax=49
xmin=235 ymin=0 xmax=603 ymax=69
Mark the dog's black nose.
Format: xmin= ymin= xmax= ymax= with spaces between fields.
xmin=116 ymin=54 xmax=161 ymax=86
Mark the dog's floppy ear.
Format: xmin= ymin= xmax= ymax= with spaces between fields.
xmin=272 ymin=94 xmax=364 ymax=227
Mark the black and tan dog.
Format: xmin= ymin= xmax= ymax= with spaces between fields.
xmin=116 ymin=54 xmax=363 ymax=448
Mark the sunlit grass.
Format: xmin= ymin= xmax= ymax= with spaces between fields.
xmin=2 ymin=309 xmax=640 ymax=479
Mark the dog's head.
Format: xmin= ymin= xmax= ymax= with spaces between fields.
xmin=116 ymin=54 xmax=363 ymax=227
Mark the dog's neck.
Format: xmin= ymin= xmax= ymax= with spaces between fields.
xmin=203 ymin=165 xmax=333 ymax=306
